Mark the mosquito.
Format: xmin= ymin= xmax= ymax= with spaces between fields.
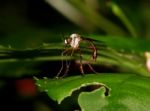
xmin=56 ymin=33 xmax=98 ymax=78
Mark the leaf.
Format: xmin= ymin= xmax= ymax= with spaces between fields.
xmin=0 ymin=34 xmax=149 ymax=78
xmin=78 ymin=86 xmax=109 ymax=111
xmin=35 ymin=74 xmax=150 ymax=111
xmin=91 ymin=35 xmax=150 ymax=53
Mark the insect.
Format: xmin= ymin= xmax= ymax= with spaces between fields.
xmin=56 ymin=33 xmax=98 ymax=78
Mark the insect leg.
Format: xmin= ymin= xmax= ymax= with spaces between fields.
xmin=55 ymin=48 xmax=72 ymax=78
xmin=86 ymin=61 xmax=98 ymax=73
xmin=78 ymin=48 xmax=84 ymax=74
xmin=83 ymin=39 xmax=98 ymax=73
xmin=87 ymin=41 xmax=98 ymax=73
xmin=84 ymin=39 xmax=97 ymax=61
xmin=61 ymin=48 xmax=75 ymax=78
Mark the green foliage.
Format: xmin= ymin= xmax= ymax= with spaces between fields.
xmin=1 ymin=33 xmax=150 ymax=77
xmin=35 ymin=74 xmax=150 ymax=111
xmin=0 ymin=0 xmax=150 ymax=111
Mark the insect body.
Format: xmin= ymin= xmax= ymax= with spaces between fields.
xmin=56 ymin=33 xmax=97 ymax=78
xmin=65 ymin=33 xmax=81 ymax=49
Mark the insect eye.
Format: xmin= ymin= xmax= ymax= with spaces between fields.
xmin=65 ymin=38 xmax=72 ymax=44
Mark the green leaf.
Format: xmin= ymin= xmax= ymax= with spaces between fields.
xmin=78 ymin=86 xmax=109 ymax=111
xmin=0 ymin=34 xmax=150 ymax=77
xmin=91 ymin=35 xmax=150 ymax=53
xmin=35 ymin=74 xmax=150 ymax=110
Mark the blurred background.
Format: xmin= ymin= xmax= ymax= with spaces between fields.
xmin=0 ymin=0 xmax=150 ymax=111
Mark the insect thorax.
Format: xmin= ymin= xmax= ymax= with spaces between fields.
xmin=66 ymin=33 xmax=81 ymax=49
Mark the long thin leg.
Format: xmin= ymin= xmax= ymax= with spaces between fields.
xmin=87 ymin=61 xmax=98 ymax=73
xmin=84 ymin=39 xmax=97 ymax=61
xmin=79 ymin=49 xmax=97 ymax=74
xmin=82 ymin=39 xmax=98 ymax=73
xmin=87 ymin=40 xmax=98 ymax=73
xmin=55 ymin=48 xmax=72 ymax=78
xmin=78 ymin=49 xmax=84 ymax=74
xmin=61 ymin=48 xmax=75 ymax=78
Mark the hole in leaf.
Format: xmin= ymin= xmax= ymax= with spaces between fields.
xmin=60 ymin=83 xmax=110 ymax=111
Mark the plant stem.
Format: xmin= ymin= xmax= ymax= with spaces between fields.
xmin=108 ymin=2 xmax=138 ymax=37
